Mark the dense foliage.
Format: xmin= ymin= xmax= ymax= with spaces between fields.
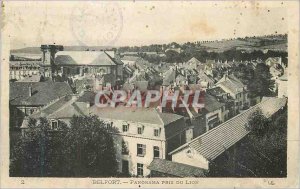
xmin=209 ymin=106 xmax=287 ymax=177
xmin=10 ymin=115 xmax=118 ymax=177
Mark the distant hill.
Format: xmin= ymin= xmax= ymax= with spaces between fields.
xmin=11 ymin=34 xmax=287 ymax=55
xmin=197 ymin=35 xmax=287 ymax=53
xmin=10 ymin=46 xmax=115 ymax=54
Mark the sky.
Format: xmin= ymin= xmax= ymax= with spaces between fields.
xmin=3 ymin=1 xmax=288 ymax=49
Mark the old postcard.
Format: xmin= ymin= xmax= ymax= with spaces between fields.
xmin=0 ymin=0 xmax=299 ymax=188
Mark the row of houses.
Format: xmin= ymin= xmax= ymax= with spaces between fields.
xmin=9 ymin=47 xmax=288 ymax=177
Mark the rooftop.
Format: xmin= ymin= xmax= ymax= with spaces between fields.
xmin=203 ymin=93 xmax=224 ymax=112
xmin=90 ymin=105 xmax=183 ymax=126
xmin=169 ymin=97 xmax=287 ymax=160
xmin=148 ymin=159 xmax=206 ymax=177
xmin=55 ymin=51 xmax=117 ymax=66
xmin=10 ymin=82 xmax=73 ymax=106
xmin=216 ymin=74 xmax=245 ymax=94
xmin=121 ymin=56 xmax=141 ymax=62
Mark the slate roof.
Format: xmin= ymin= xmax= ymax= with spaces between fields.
xmin=148 ymin=159 xmax=206 ymax=177
xmin=216 ymin=75 xmax=245 ymax=95
xmin=169 ymin=97 xmax=287 ymax=160
xmin=187 ymin=57 xmax=201 ymax=65
xmin=158 ymin=112 xmax=185 ymax=126
xmin=121 ymin=56 xmax=140 ymax=62
xmin=162 ymin=68 xmax=176 ymax=86
xmin=29 ymin=95 xmax=77 ymax=119
xmin=198 ymin=72 xmax=215 ymax=85
xmin=90 ymin=106 xmax=183 ymax=126
xmin=16 ymin=74 xmax=41 ymax=82
xmin=77 ymin=91 xmax=96 ymax=104
xmin=207 ymin=87 xmax=227 ymax=97
xmin=47 ymin=101 xmax=90 ymax=119
xmin=10 ymin=61 xmax=42 ymax=66
xmin=10 ymin=82 xmax=73 ymax=106
xmin=55 ymin=51 xmax=116 ymax=66
xmin=203 ymin=94 xmax=224 ymax=112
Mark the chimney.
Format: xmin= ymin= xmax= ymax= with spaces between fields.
xmin=29 ymin=86 xmax=32 ymax=97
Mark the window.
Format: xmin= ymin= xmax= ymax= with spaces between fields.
xmin=137 ymin=144 xmax=146 ymax=156
xmin=123 ymin=124 xmax=129 ymax=132
xmin=122 ymin=140 xmax=129 ymax=155
xmin=138 ymin=127 xmax=143 ymax=135
xmin=154 ymin=129 xmax=160 ymax=137
xmin=51 ymin=121 xmax=58 ymax=130
xmin=137 ymin=163 xmax=143 ymax=176
xmin=106 ymin=122 xmax=113 ymax=129
xmin=122 ymin=160 xmax=129 ymax=174
xmin=153 ymin=146 xmax=160 ymax=158
xmin=137 ymin=126 xmax=143 ymax=135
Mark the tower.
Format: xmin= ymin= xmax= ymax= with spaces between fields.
xmin=40 ymin=45 xmax=63 ymax=79
xmin=41 ymin=45 xmax=64 ymax=65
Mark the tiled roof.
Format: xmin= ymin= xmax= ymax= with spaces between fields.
xmin=170 ymin=97 xmax=287 ymax=160
xmin=148 ymin=159 xmax=206 ymax=177
xmin=55 ymin=51 xmax=116 ymax=66
xmin=10 ymin=82 xmax=73 ymax=106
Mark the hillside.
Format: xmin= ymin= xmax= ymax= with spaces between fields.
xmin=197 ymin=35 xmax=287 ymax=53
xmin=10 ymin=34 xmax=287 ymax=55
xmin=10 ymin=46 xmax=115 ymax=54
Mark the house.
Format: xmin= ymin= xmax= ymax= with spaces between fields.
xmin=21 ymin=97 xmax=192 ymax=177
xmin=162 ymin=68 xmax=176 ymax=86
xmin=9 ymin=82 xmax=73 ymax=129
xmin=265 ymin=57 xmax=283 ymax=67
xmin=207 ymin=86 xmax=235 ymax=119
xmin=169 ymin=97 xmax=287 ymax=170
xmin=216 ymin=74 xmax=249 ymax=115
xmin=90 ymin=106 xmax=191 ymax=177
xmin=121 ymin=56 xmax=141 ymax=66
xmin=53 ymin=50 xmax=123 ymax=91
xmin=197 ymin=71 xmax=215 ymax=90
xmin=202 ymin=94 xmax=227 ymax=129
xmin=186 ymin=57 xmax=202 ymax=70
xmin=9 ymin=61 xmax=41 ymax=81
xmin=277 ymin=68 xmax=288 ymax=98
xmin=148 ymin=159 xmax=206 ymax=177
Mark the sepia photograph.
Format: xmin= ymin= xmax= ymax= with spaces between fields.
xmin=0 ymin=0 xmax=299 ymax=188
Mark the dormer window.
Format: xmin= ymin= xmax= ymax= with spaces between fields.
xmin=51 ymin=120 xmax=58 ymax=130
xmin=137 ymin=126 xmax=143 ymax=135
xmin=123 ymin=123 xmax=129 ymax=132
xmin=154 ymin=129 xmax=160 ymax=137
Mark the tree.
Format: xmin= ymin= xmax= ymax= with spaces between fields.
xmin=10 ymin=115 xmax=118 ymax=177
xmin=62 ymin=115 xmax=118 ymax=177
xmin=10 ymin=117 xmax=67 ymax=177
xmin=248 ymin=64 xmax=275 ymax=98
xmin=247 ymin=108 xmax=270 ymax=137
xmin=209 ymin=106 xmax=287 ymax=177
